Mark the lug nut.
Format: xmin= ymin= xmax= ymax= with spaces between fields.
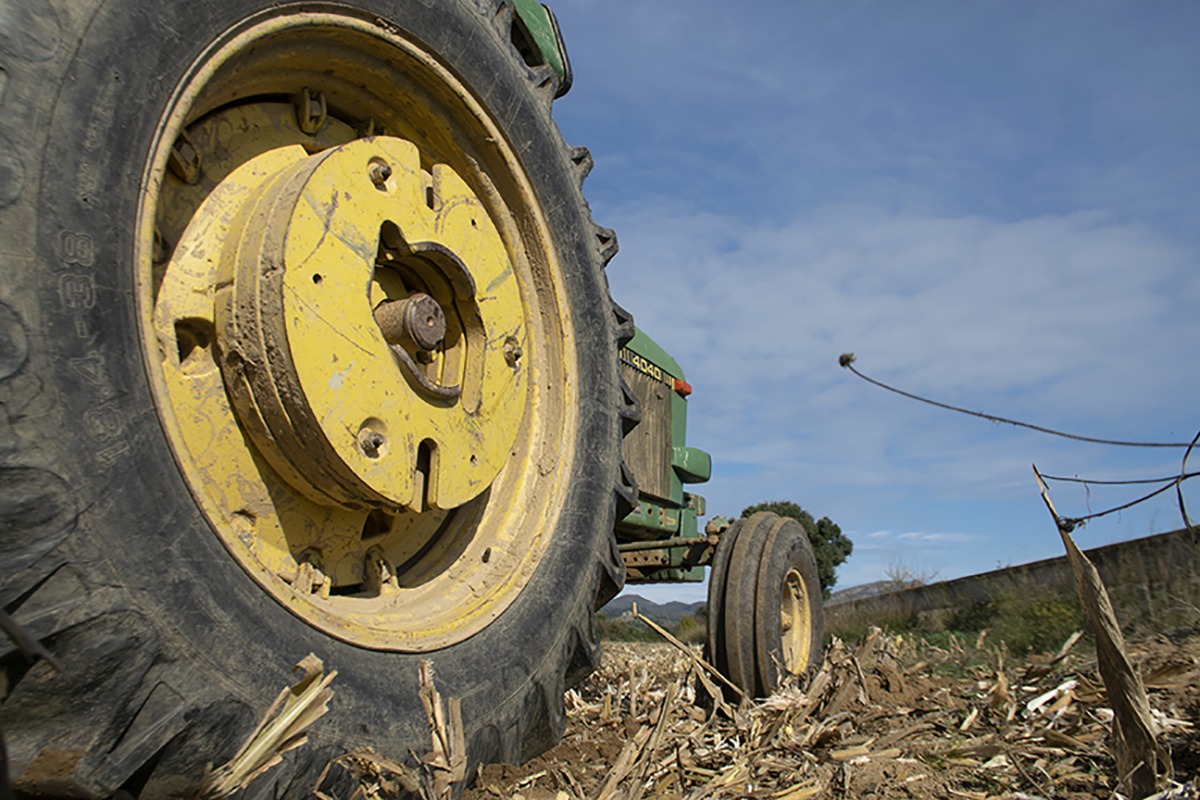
xmin=358 ymin=429 xmax=386 ymax=457
xmin=368 ymin=161 xmax=393 ymax=187
xmin=152 ymin=227 xmax=171 ymax=265
xmin=295 ymin=87 xmax=327 ymax=134
xmin=168 ymin=131 xmax=201 ymax=185
xmin=503 ymin=336 xmax=522 ymax=366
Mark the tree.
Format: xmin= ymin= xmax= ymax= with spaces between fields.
xmin=741 ymin=501 xmax=853 ymax=598
xmin=883 ymin=559 xmax=939 ymax=590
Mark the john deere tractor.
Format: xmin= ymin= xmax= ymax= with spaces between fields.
xmin=615 ymin=330 xmax=824 ymax=699
xmin=0 ymin=1 xmax=821 ymax=796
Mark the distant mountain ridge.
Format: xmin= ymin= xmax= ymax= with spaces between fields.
xmin=601 ymin=583 xmax=898 ymax=627
xmin=827 ymin=580 xmax=897 ymax=605
xmin=600 ymin=594 xmax=704 ymax=628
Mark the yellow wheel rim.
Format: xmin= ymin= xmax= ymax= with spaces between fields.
xmin=780 ymin=567 xmax=812 ymax=673
xmin=135 ymin=12 xmax=576 ymax=651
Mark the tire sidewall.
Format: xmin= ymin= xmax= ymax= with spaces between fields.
xmin=704 ymin=519 xmax=739 ymax=677
xmin=722 ymin=513 xmax=771 ymax=695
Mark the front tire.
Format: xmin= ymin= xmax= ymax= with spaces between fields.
xmin=0 ymin=2 xmax=635 ymax=797
xmin=709 ymin=512 xmax=824 ymax=698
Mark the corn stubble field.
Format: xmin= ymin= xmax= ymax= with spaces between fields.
xmin=301 ymin=534 xmax=1200 ymax=800
xmin=458 ymin=627 xmax=1199 ymax=800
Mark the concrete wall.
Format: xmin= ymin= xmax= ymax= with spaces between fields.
xmin=825 ymin=527 xmax=1199 ymax=633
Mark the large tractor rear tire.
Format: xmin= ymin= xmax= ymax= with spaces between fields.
xmin=707 ymin=512 xmax=824 ymax=698
xmin=0 ymin=2 xmax=637 ymax=798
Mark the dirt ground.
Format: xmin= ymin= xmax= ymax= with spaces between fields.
xmin=465 ymin=629 xmax=1199 ymax=800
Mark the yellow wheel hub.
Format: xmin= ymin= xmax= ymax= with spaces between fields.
xmin=780 ymin=567 xmax=812 ymax=674
xmin=138 ymin=14 xmax=577 ymax=651
xmin=211 ymin=136 xmax=524 ymax=511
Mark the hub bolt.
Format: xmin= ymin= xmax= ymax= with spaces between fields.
xmin=358 ymin=429 xmax=386 ymax=457
xmin=374 ymin=293 xmax=446 ymax=351
xmin=503 ymin=336 xmax=522 ymax=366
xmin=368 ymin=161 xmax=393 ymax=187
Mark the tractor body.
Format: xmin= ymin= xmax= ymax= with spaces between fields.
xmin=615 ymin=328 xmax=716 ymax=583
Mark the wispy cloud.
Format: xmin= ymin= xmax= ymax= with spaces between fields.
xmin=607 ymin=201 xmax=1200 ymax=585
xmin=896 ymin=532 xmax=978 ymax=544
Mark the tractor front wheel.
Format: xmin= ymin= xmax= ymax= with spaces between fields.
xmin=708 ymin=512 xmax=824 ymax=698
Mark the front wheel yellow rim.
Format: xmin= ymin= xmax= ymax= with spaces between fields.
xmin=780 ymin=567 xmax=812 ymax=673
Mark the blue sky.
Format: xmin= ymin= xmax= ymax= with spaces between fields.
xmin=545 ymin=1 xmax=1200 ymax=604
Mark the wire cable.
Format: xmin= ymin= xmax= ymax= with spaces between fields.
xmin=1041 ymin=471 xmax=1200 ymax=486
xmin=839 ymin=353 xmax=1195 ymax=448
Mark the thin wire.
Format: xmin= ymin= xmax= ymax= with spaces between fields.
xmin=840 ymin=357 xmax=1195 ymax=448
xmin=1178 ymin=431 xmax=1199 ymax=536
xmin=1035 ymin=463 xmax=1198 ymax=530
xmin=1041 ymin=472 xmax=1200 ymax=486
xmin=1058 ymin=479 xmax=1179 ymax=529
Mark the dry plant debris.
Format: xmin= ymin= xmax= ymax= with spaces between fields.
xmin=460 ymin=628 xmax=1199 ymax=800
xmin=1035 ymin=467 xmax=1172 ymax=798
xmin=199 ymin=654 xmax=336 ymax=799
xmin=314 ymin=661 xmax=470 ymax=800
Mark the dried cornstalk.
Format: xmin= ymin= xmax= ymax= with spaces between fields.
xmin=771 ymin=783 xmax=822 ymax=800
xmin=199 ymin=654 xmax=336 ymax=799
xmin=595 ymin=724 xmax=652 ymax=800
xmin=313 ymin=749 xmax=422 ymax=800
xmin=632 ymin=605 xmax=744 ymax=701
xmin=0 ymin=610 xmax=62 ymax=671
xmin=1036 ymin=467 xmax=1167 ymax=799
xmin=988 ymin=670 xmax=1011 ymax=714
xmin=627 ymin=682 xmax=680 ymax=800
xmin=418 ymin=661 xmax=466 ymax=799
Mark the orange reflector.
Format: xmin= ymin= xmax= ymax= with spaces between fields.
xmin=673 ymin=378 xmax=692 ymax=397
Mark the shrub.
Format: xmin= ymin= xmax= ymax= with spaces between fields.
xmin=675 ymin=614 xmax=707 ymax=645
xmin=941 ymin=590 xmax=1084 ymax=655
xmin=597 ymin=613 xmax=656 ymax=642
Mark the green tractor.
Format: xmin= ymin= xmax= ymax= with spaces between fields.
xmin=615 ymin=330 xmax=824 ymax=699
xmin=0 ymin=1 xmax=821 ymax=797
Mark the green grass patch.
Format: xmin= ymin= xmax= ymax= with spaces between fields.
xmin=828 ymin=586 xmax=1091 ymax=659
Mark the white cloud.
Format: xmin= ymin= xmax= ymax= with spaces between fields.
xmin=603 ymin=201 xmax=1200 ymax=583
xmin=892 ymin=532 xmax=977 ymax=543
xmin=608 ymin=202 xmax=1198 ymax=423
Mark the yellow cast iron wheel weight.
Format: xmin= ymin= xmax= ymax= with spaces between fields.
xmin=209 ymin=137 xmax=525 ymax=512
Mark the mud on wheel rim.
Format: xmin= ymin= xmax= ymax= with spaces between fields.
xmin=140 ymin=11 xmax=577 ymax=651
